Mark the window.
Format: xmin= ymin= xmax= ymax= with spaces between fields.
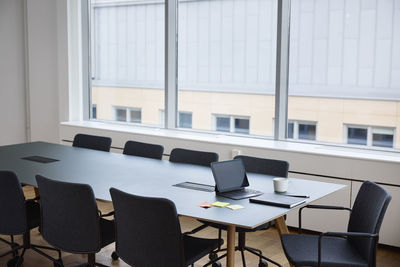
xmin=216 ymin=116 xmax=231 ymax=133
xmin=84 ymin=0 xmax=400 ymax=151
xmin=113 ymin=107 xmax=142 ymax=123
xmin=373 ymin=128 xmax=394 ymax=148
xmin=345 ymin=125 xmax=395 ymax=148
xmin=92 ymin=104 xmax=97 ymax=119
xmin=347 ymin=127 xmax=368 ymax=146
xmin=214 ymin=115 xmax=250 ymax=135
xmin=176 ymin=0 xmax=277 ymax=137
xmin=89 ymin=0 xmax=165 ymax=126
xmin=287 ymin=121 xmax=316 ymax=141
xmin=178 ymin=112 xmax=192 ymax=129
xmin=159 ymin=110 xmax=192 ymax=129
xmin=287 ymin=0 xmax=400 ymax=149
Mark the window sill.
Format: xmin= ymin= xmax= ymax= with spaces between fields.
xmin=60 ymin=121 xmax=400 ymax=164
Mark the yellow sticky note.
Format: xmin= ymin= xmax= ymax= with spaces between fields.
xmin=226 ymin=205 xmax=244 ymax=210
xmin=211 ymin=201 xmax=230 ymax=207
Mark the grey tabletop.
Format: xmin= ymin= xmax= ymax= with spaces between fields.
xmin=0 ymin=142 xmax=346 ymax=229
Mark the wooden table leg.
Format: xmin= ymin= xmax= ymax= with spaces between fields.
xmin=274 ymin=216 xmax=294 ymax=267
xmin=274 ymin=216 xmax=289 ymax=235
xmin=227 ymin=224 xmax=236 ymax=267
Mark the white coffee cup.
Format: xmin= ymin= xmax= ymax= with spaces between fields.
xmin=273 ymin=177 xmax=288 ymax=193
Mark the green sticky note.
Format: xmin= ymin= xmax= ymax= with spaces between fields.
xmin=211 ymin=201 xmax=230 ymax=207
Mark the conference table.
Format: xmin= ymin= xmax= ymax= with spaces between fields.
xmin=0 ymin=142 xmax=345 ymax=267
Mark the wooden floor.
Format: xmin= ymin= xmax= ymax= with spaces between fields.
xmin=1 ymin=187 xmax=399 ymax=267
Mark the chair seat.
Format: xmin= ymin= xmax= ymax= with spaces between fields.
xmin=183 ymin=235 xmax=223 ymax=266
xmin=26 ymin=200 xmax=41 ymax=230
xmin=200 ymin=220 xmax=273 ymax=232
xmin=100 ymin=218 xmax=115 ymax=248
xmin=281 ymin=234 xmax=369 ymax=267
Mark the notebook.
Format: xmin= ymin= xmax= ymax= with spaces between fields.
xmin=249 ymin=193 xmax=307 ymax=208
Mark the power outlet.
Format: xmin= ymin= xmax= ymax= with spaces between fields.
xmin=231 ymin=149 xmax=242 ymax=159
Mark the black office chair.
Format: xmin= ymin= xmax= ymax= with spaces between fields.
xmin=110 ymin=187 xmax=223 ymax=267
xmin=72 ymin=133 xmax=112 ymax=152
xmin=189 ymin=155 xmax=289 ymax=267
xmin=0 ymin=171 xmax=61 ymax=267
xmin=35 ymin=175 xmax=116 ymax=267
xmin=281 ymin=181 xmax=392 ymax=267
xmin=123 ymin=140 xmax=164 ymax=160
xmin=169 ymin=148 xmax=219 ymax=167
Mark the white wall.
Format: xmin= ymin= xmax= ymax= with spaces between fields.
xmin=0 ymin=0 xmax=63 ymax=145
xmin=0 ymin=0 xmax=27 ymax=145
xmin=26 ymin=0 xmax=60 ymax=143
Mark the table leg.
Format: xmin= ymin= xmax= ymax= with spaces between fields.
xmin=227 ymin=224 xmax=236 ymax=267
xmin=274 ymin=216 xmax=289 ymax=235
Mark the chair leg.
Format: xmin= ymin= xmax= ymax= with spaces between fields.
xmin=88 ymin=253 xmax=96 ymax=267
xmin=245 ymin=246 xmax=282 ymax=267
xmin=218 ymin=229 xmax=222 ymax=250
xmin=240 ymin=249 xmax=246 ymax=267
xmin=10 ymin=235 xmax=19 ymax=257
xmin=202 ymin=252 xmax=228 ymax=267
xmin=0 ymin=236 xmax=23 ymax=258
xmin=238 ymin=232 xmax=247 ymax=266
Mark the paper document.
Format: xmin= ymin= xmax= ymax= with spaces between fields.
xmin=226 ymin=204 xmax=244 ymax=210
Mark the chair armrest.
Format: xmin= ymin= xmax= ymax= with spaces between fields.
xmin=317 ymin=231 xmax=378 ymax=267
xmin=304 ymin=205 xmax=352 ymax=211
xmin=298 ymin=205 xmax=351 ymax=234
xmin=322 ymin=231 xmax=378 ymax=238
xmin=182 ymin=223 xmax=208 ymax=235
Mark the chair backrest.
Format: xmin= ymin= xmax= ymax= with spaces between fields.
xmin=0 ymin=171 xmax=27 ymax=235
xmin=72 ymin=133 xmax=112 ymax=152
xmin=347 ymin=181 xmax=391 ymax=266
xmin=36 ymin=175 xmax=101 ymax=253
xmin=110 ymin=188 xmax=183 ymax=267
xmin=234 ymin=155 xmax=289 ymax=177
xmin=123 ymin=140 xmax=164 ymax=160
xmin=169 ymin=148 xmax=219 ymax=167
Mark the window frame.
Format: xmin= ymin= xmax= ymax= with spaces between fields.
xmin=83 ymin=0 xmax=289 ymax=138
xmin=81 ymin=0 xmax=399 ymax=152
xmin=178 ymin=111 xmax=193 ymax=129
xmin=287 ymin=120 xmax=317 ymax=141
xmin=113 ymin=106 xmax=142 ymax=124
xmin=213 ymin=114 xmax=250 ymax=135
xmin=344 ymin=125 xmax=396 ymax=148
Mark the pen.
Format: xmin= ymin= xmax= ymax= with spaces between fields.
xmin=284 ymin=194 xmax=310 ymax=198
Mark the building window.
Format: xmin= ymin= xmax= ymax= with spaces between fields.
xmin=347 ymin=127 xmax=368 ymax=146
xmin=345 ymin=125 xmax=395 ymax=148
xmin=159 ymin=110 xmax=192 ymax=129
xmin=159 ymin=109 xmax=165 ymax=127
xmin=92 ymin=105 xmax=97 ymax=119
xmin=214 ymin=115 xmax=250 ymax=135
xmin=113 ymin=107 xmax=142 ymax=123
xmin=287 ymin=121 xmax=316 ymax=141
xmin=178 ymin=112 xmax=192 ymax=129
xmin=372 ymin=128 xmax=394 ymax=148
